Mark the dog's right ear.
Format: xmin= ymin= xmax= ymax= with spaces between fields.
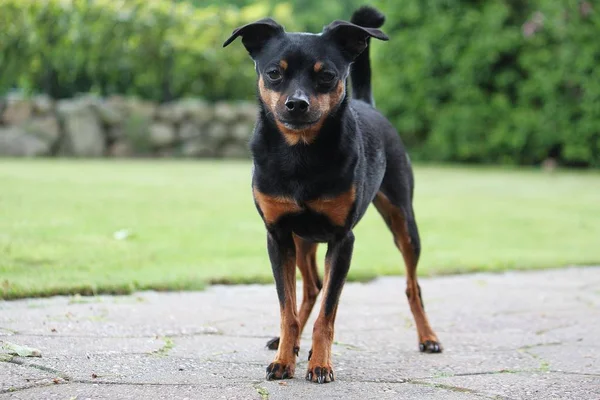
xmin=223 ymin=18 xmax=284 ymax=58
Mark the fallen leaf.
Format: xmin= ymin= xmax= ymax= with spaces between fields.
xmin=1 ymin=341 xmax=42 ymax=357
xmin=91 ymin=373 xmax=98 ymax=379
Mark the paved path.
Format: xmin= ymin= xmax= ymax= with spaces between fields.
xmin=1 ymin=267 xmax=599 ymax=399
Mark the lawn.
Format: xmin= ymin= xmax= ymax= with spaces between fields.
xmin=1 ymin=160 xmax=599 ymax=300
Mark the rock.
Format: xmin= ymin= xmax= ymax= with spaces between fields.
xmin=107 ymin=126 xmax=124 ymax=141
xmin=190 ymin=103 xmax=215 ymax=125
xmin=0 ymin=126 xmax=50 ymax=157
xmin=156 ymin=102 xmax=185 ymax=124
xmin=219 ymin=141 xmax=249 ymax=159
xmin=31 ymin=94 xmax=54 ymax=115
xmin=107 ymin=141 xmax=133 ymax=158
xmin=206 ymin=123 xmax=228 ymax=145
xmin=213 ymin=102 xmax=237 ymax=123
xmin=178 ymin=122 xmax=201 ymax=140
xmin=237 ymin=102 xmax=259 ymax=122
xmin=149 ymin=123 xmax=175 ymax=147
xmin=231 ymin=123 xmax=253 ymax=141
xmin=122 ymin=114 xmax=152 ymax=154
xmin=177 ymin=98 xmax=209 ymax=120
xmin=125 ymin=98 xmax=156 ymax=120
xmin=57 ymin=99 xmax=105 ymax=157
xmin=21 ymin=116 xmax=61 ymax=144
xmin=181 ymin=137 xmax=215 ymax=158
xmin=94 ymin=101 xmax=123 ymax=126
xmin=1 ymin=95 xmax=32 ymax=125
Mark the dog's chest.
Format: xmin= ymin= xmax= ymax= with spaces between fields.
xmin=253 ymin=186 xmax=356 ymax=228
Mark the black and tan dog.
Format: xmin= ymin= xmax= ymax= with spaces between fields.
xmin=223 ymin=6 xmax=441 ymax=384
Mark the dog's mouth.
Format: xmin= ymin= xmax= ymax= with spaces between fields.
xmin=277 ymin=118 xmax=321 ymax=131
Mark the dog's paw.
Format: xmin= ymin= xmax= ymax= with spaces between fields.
xmin=419 ymin=340 xmax=442 ymax=353
xmin=265 ymin=337 xmax=280 ymax=350
xmin=266 ymin=362 xmax=294 ymax=380
xmin=306 ymin=365 xmax=334 ymax=384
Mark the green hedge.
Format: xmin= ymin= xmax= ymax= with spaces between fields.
xmin=373 ymin=0 xmax=600 ymax=167
xmin=0 ymin=0 xmax=295 ymax=102
xmin=2 ymin=0 xmax=598 ymax=167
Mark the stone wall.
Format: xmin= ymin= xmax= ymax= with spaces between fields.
xmin=0 ymin=94 xmax=258 ymax=158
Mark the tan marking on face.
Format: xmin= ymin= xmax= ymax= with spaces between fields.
xmin=306 ymin=185 xmax=356 ymax=226
xmin=315 ymin=80 xmax=345 ymax=115
xmin=279 ymin=59 xmax=288 ymax=70
xmin=276 ymin=120 xmax=325 ymax=146
xmin=258 ymin=76 xmax=282 ymax=115
xmin=259 ymin=76 xmax=345 ymax=146
xmin=278 ymin=81 xmax=345 ymax=146
xmin=253 ymin=187 xmax=302 ymax=225
xmin=313 ymin=61 xmax=323 ymax=72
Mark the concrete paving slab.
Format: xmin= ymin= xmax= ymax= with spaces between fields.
xmin=0 ymin=267 xmax=598 ymax=399
xmin=0 ymin=382 xmax=260 ymax=400
xmin=423 ymin=371 xmax=600 ymax=400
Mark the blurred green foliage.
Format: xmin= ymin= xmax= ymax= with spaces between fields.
xmin=1 ymin=0 xmax=598 ymax=166
xmin=373 ymin=0 xmax=600 ymax=167
xmin=0 ymin=0 xmax=296 ymax=102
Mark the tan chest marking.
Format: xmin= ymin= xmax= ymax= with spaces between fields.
xmin=253 ymin=188 xmax=302 ymax=225
xmin=306 ymin=186 xmax=356 ymax=227
xmin=254 ymin=186 xmax=356 ymax=227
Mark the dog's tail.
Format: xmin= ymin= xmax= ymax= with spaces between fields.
xmin=350 ymin=6 xmax=385 ymax=106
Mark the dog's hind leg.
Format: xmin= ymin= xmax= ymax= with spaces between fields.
xmin=266 ymin=235 xmax=322 ymax=350
xmin=373 ymin=180 xmax=442 ymax=353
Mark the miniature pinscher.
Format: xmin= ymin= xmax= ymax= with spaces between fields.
xmin=223 ymin=6 xmax=442 ymax=384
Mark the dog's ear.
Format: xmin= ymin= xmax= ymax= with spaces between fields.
xmin=322 ymin=20 xmax=388 ymax=60
xmin=223 ymin=18 xmax=284 ymax=58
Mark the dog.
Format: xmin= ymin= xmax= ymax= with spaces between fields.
xmin=223 ymin=6 xmax=442 ymax=384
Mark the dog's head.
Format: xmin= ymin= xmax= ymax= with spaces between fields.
xmin=223 ymin=18 xmax=387 ymax=139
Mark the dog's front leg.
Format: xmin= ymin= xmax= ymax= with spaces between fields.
xmin=306 ymin=231 xmax=355 ymax=384
xmin=265 ymin=230 xmax=299 ymax=380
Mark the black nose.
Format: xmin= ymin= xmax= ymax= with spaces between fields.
xmin=285 ymin=93 xmax=309 ymax=115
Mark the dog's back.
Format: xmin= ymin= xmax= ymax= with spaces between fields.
xmin=348 ymin=7 xmax=416 ymax=214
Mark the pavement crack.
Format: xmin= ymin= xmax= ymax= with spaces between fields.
xmin=253 ymin=382 xmax=269 ymax=400
xmin=72 ymin=379 xmax=256 ymax=386
xmin=518 ymin=341 xmax=563 ymax=350
xmin=150 ymin=336 xmax=174 ymax=357
xmin=518 ymin=346 xmax=551 ymax=372
xmin=0 ymin=327 xmax=19 ymax=335
xmin=407 ymin=379 xmax=514 ymax=400
xmin=0 ymin=378 xmax=68 ymax=395
xmin=549 ymin=370 xmax=600 ymax=377
xmin=535 ymin=324 xmax=573 ymax=336
xmin=7 ymin=357 xmax=72 ymax=380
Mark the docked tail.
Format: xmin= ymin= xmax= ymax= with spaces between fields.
xmin=350 ymin=6 xmax=385 ymax=106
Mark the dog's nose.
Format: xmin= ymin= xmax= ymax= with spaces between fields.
xmin=285 ymin=92 xmax=309 ymax=115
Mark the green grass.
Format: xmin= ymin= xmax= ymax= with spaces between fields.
xmin=1 ymin=160 xmax=599 ymax=300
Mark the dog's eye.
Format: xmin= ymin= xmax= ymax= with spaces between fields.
xmin=266 ymin=69 xmax=282 ymax=81
xmin=319 ymin=71 xmax=336 ymax=84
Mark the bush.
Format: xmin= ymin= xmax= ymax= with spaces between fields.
xmin=373 ymin=0 xmax=600 ymax=167
xmin=0 ymin=0 xmax=295 ymax=102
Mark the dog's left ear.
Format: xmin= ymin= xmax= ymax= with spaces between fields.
xmin=322 ymin=20 xmax=388 ymax=60
xmin=223 ymin=18 xmax=284 ymax=58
